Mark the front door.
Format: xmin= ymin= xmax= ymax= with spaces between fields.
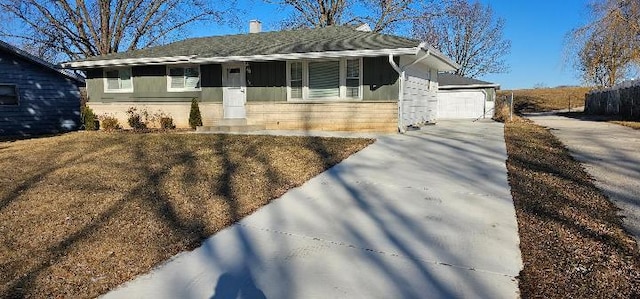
xmin=222 ymin=64 xmax=246 ymax=119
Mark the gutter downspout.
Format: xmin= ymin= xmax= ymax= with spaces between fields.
xmin=389 ymin=48 xmax=432 ymax=133
xmin=388 ymin=54 xmax=405 ymax=133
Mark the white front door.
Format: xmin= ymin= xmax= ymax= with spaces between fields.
xmin=222 ymin=64 xmax=246 ymax=119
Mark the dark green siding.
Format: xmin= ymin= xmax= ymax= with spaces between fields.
xmin=131 ymin=65 xmax=167 ymax=96
xmin=201 ymin=64 xmax=222 ymax=87
xmin=363 ymin=56 xmax=399 ymax=101
xmin=85 ymin=64 xmax=223 ymax=103
xmin=85 ymin=69 xmax=103 ymax=103
xmin=84 ymin=58 xmax=398 ymax=104
xmin=484 ymin=88 xmax=495 ymax=101
xmin=247 ymin=61 xmax=286 ymax=87
xmin=246 ymin=87 xmax=287 ymax=102
xmin=246 ymin=61 xmax=287 ymax=102
xmin=201 ymin=64 xmax=223 ymax=101
xmin=133 ymin=65 xmax=164 ymax=77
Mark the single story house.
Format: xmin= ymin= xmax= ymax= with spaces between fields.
xmin=437 ymin=73 xmax=499 ymax=119
xmin=62 ymin=22 xmax=459 ymax=132
xmin=0 ymin=40 xmax=83 ymax=137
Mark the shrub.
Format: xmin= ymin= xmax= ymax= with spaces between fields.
xmin=493 ymin=96 xmax=512 ymax=123
xmin=82 ymin=106 xmax=98 ymax=130
xmin=159 ymin=116 xmax=176 ymax=130
xmin=99 ymin=115 xmax=121 ymax=131
xmin=189 ymin=98 xmax=202 ymax=129
xmin=126 ymin=107 xmax=148 ymax=130
xmin=493 ymin=104 xmax=512 ymax=123
xmin=149 ymin=110 xmax=175 ymax=130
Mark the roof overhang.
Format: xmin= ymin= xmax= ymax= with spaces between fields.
xmin=417 ymin=43 xmax=460 ymax=72
xmin=439 ymin=83 xmax=501 ymax=90
xmin=60 ymin=48 xmax=420 ymax=69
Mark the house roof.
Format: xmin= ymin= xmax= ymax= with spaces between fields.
xmin=438 ymin=73 xmax=499 ymax=89
xmin=61 ymin=26 xmax=459 ymax=71
xmin=0 ymin=40 xmax=84 ymax=84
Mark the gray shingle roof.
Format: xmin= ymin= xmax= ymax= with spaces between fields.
xmin=438 ymin=73 xmax=498 ymax=89
xmin=81 ymin=26 xmax=420 ymax=62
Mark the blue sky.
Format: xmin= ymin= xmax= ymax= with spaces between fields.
xmin=481 ymin=0 xmax=588 ymax=89
xmin=196 ymin=0 xmax=589 ymax=89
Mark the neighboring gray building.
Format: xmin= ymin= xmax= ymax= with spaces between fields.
xmin=62 ymin=24 xmax=459 ymax=133
xmin=437 ymin=73 xmax=499 ymax=119
xmin=0 ymin=40 xmax=83 ymax=137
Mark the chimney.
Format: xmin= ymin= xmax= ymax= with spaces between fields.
xmin=249 ymin=20 xmax=262 ymax=34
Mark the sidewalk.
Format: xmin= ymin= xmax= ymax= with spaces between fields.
xmin=102 ymin=120 xmax=523 ymax=299
xmin=528 ymin=114 xmax=640 ymax=245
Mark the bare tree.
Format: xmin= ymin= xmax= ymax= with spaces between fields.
xmin=0 ymin=0 xmax=232 ymax=61
xmin=577 ymin=24 xmax=635 ymax=87
xmin=269 ymin=0 xmax=350 ymax=28
xmin=412 ymin=0 xmax=510 ymax=78
xmin=569 ymin=0 xmax=640 ymax=87
xmin=362 ymin=0 xmax=424 ymax=33
xmin=269 ymin=0 xmax=441 ymax=33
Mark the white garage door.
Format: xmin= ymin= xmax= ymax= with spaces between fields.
xmin=438 ymin=90 xmax=490 ymax=119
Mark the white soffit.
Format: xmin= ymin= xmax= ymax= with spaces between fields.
xmin=61 ymin=48 xmax=419 ymax=69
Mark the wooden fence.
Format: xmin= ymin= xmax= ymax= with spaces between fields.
xmin=585 ymin=80 xmax=640 ymax=119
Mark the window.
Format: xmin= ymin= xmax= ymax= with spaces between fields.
xmin=290 ymin=62 xmax=303 ymax=99
xmin=287 ymin=58 xmax=362 ymax=101
xmin=168 ymin=66 xmax=200 ymax=91
xmin=346 ymin=59 xmax=360 ymax=98
xmin=308 ymin=61 xmax=340 ymax=99
xmin=0 ymin=84 xmax=18 ymax=105
xmin=104 ymin=68 xmax=132 ymax=92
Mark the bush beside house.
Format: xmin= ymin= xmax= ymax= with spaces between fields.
xmin=189 ymin=98 xmax=202 ymax=129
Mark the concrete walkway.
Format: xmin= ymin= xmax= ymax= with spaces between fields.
xmin=102 ymin=120 xmax=523 ymax=299
xmin=529 ymin=114 xmax=640 ymax=245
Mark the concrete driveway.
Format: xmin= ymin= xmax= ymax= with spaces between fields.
xmin=529 ymin=114 xmax=640 ymax=246
xmin=102 ymin=120 xmax=523 ymax=299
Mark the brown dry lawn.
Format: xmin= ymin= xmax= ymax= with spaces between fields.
xmin=504 ymin=118 xmax=640 ymax=298
xmin=510 ymin=86 xmax=640 ymax=131
xmin=498 ymin=86 xmax=592 ymax=112
xmin=0 ymin=132 xmax=373 ymax=298
xmin=555 ymin=112 xmax=640 ymax=131
xmin=610 ymin=120 xmax=640 ymax=130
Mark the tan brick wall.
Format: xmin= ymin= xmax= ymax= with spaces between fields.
xmin=87 ymin=102 xmax=223 ymax=129
xmin=247 ymin=102 xmax=398 ymax=132
xmin=87 ymin=101 xmax=398 ymax=132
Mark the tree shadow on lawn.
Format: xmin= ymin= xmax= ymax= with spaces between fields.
xmin=200 ymin=132 xmax=467 ymax=298
xmin=505 ymin=121 xmax=640 ymax=297
xmin=558 ymin=111 xmax=640 ymax=131
xmin=204 ymin=134 xmax=294 ymax=299
xmin=557 ymin=111 xmax=640 ymax=122
xmin=149 ymin=129 xmax=492 ymax=298
xmin=2 ymin=125 xmax=525 ymax=298
xmin=0 ymin=133 xmax=371 ymax=298
xmin=0 ymin=132 xmax=72 ymax=143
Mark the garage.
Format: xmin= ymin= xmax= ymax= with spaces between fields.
xmin=437 ymin=73 xmax=499 ymax=120
xmin=438 ymin=90 xmax=488 ymax=119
